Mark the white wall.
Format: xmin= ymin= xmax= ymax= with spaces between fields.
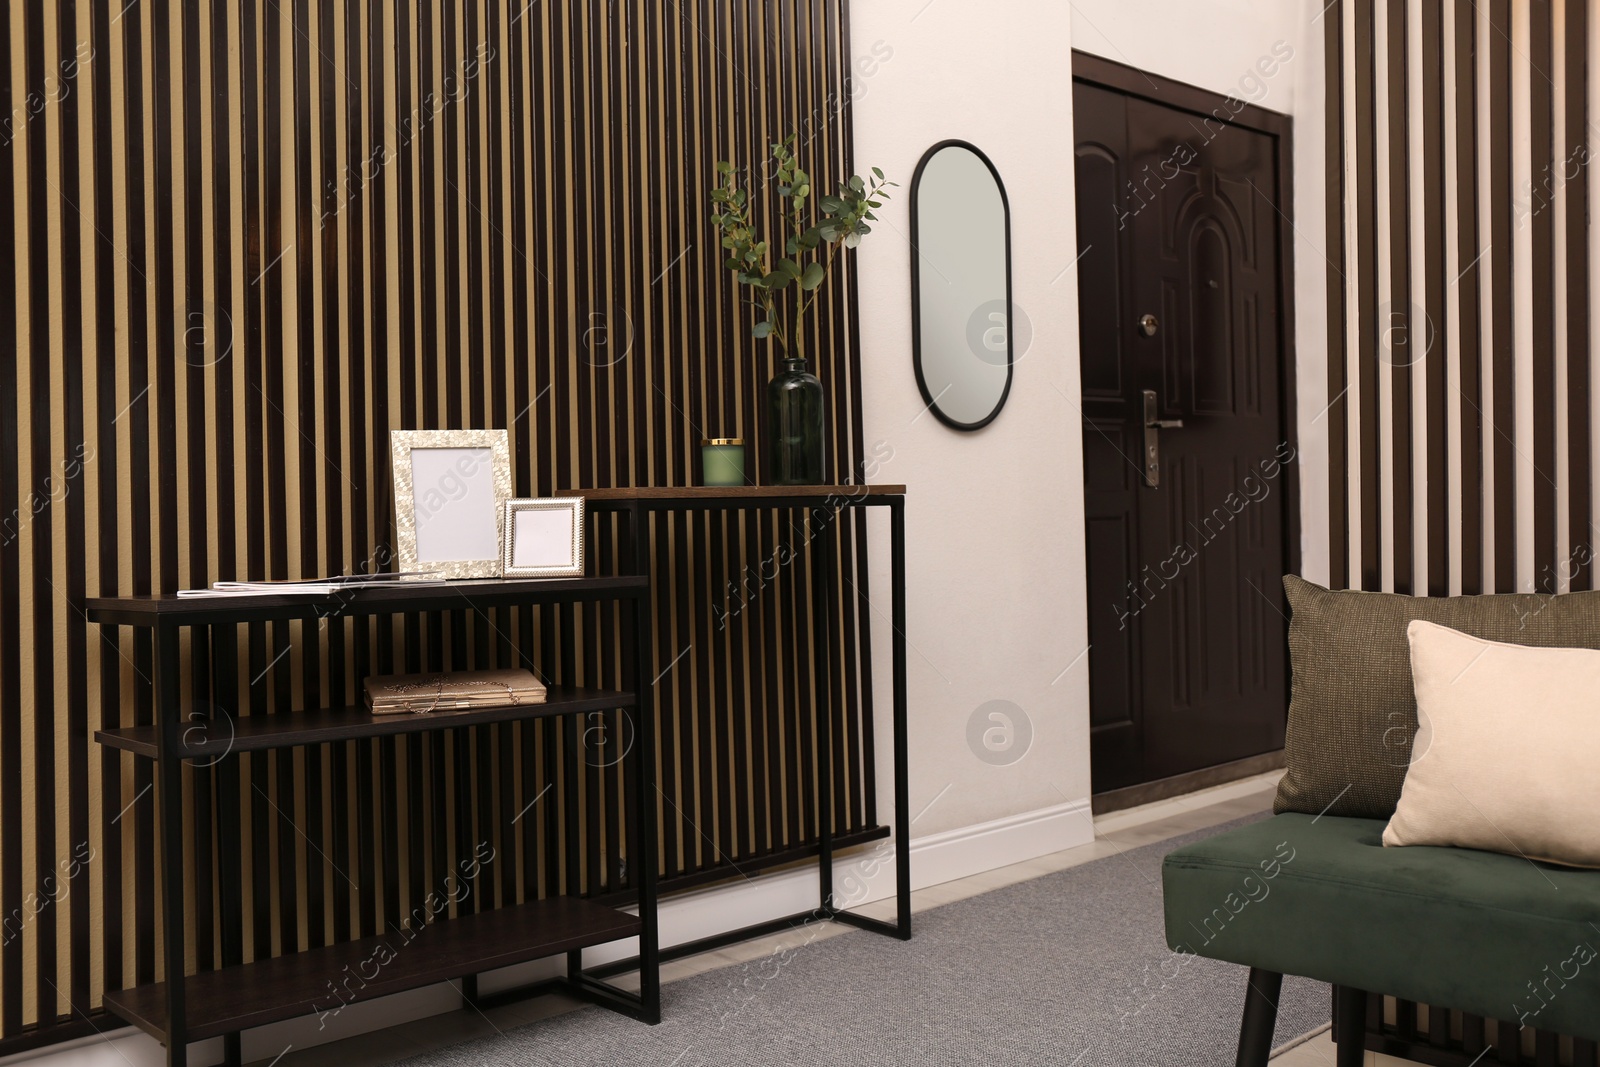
xmin=850 ymin=0 xmax=1329 ymax=844
xmin=851 ymin=0 xmax=1092 ymax=845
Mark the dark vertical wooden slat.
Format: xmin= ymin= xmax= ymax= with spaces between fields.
xmin=389 ymin=0 xmax=413 ymax=444
xmin=440 ymin=0 xmax=463 ymax=427
xmin=1530 ymin=0 xmax=1556 ymax=593
xmin=0 ymin=2 xmax=21 ymax=1034
xmin=87 ymin=0 xmax=125 ymax=1000
xmin=55 ymin=0 xmax=93 ymax=1020
xmin=205 ymin=0 xmax=239 ymax=977
xmin=369 ymin=0 xmax=398 ymax=945
xmin=1385 ymin=0 xmax=1413 ymax=595
xmin=1455 ymin=0 xmax=1483 ymax=595
xmin=1426 ymin=1001 xmax=1449 ymax=1047
xmin=1534 ymin=1027 xmax=1559 ymax=1067
xmin=789 ymin=511 xmax=818 ymax=847
xmin=1420 ymin=0 xmax=1447 ymax=596
xmin=237 ymin=0 xmax=274 ymax=967
xmin=312 ymin=0 xmax=348 ymax=945
xmin=285 ymin=0 xmax=326 ymax=955
xmin=258 ymin=0 xmax=303 ymax=957
xmin=271 ymin=624 xmax=299 ymax=952
xmin=1395 ymin=998 xmax=1418 ymax=1040
xmin=247 ymin=642 xmax=272 ymax=961
xmin=1487 ymin=0 xmax=1516 ymax=592
xmin=179 ymin=0 xmax=218 ymax=977
xmin=22 ymin=0 xmax=60 ymax=1029
xmin=1498 ymin=1016 xmax=1522 ymax=1062
xmin=463 ymin=0 xmax=487 ymax=431
xmin=1354 ymin=0 xmax=1382 ymax=590
xmin=1564 ymin=0 xmax=1590 ymax=590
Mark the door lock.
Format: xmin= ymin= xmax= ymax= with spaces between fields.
xmin=1142 ymin=388 xmax=1184 ymax=488
xmin=1139 ymin=313 xmax=1159 ymax=337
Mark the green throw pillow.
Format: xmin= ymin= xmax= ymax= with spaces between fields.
xmin=1275 ymin=575 xmax=1600 ymax=819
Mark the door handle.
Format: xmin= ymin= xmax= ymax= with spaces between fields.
xmin=1141 ymin=388 xmax=1183 ymax=487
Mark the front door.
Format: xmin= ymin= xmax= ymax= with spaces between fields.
xmin=1074 ymin=78 xmax=1291 ymax=793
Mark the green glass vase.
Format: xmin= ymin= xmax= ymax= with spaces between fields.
xmin=766 ymin=356 xmax=826 ymax=485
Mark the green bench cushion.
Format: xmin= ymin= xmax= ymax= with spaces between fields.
xmin=1163 ymin=814 xmax=1600 ymax=1041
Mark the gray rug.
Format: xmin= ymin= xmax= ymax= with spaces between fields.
xmin=397 ymin=814 xmax=1327 ymax=1066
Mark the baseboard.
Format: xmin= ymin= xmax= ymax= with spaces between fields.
xmin=898 ymin=797 xmax=1096 ymax=892
xmin=9 ymin=797 xmax=1095 ymax=1067
xmin=1091 ymin=750 xmax=1286 ymax=815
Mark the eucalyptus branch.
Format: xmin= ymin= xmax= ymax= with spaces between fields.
xmin=709 ymin=137 xmax=894 ymax=361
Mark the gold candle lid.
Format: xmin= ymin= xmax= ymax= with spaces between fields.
xmin=701 ymin=438 xmax=744 ymax=446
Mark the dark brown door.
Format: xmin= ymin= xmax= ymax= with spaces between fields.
xmin=1074 ymin=80 xmax=1290 ymax=793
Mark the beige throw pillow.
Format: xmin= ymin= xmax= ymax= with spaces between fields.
xmin=1383 ymin=619 xmax=1600 ymax=868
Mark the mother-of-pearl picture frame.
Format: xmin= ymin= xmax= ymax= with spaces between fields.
xmin=390 ymin=429 xmax=513 ymax=579
xmin=502 ymin=498 xmax=585 ymax=578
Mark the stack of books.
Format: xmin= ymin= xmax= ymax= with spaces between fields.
xmin=363 ymin=668 xmax=548 ymax=715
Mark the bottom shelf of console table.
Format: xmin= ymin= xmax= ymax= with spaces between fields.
xmin=102 ymin=896 xmax=642 ymax=1043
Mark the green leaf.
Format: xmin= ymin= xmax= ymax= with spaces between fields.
xmin=716 ymin=161 xmax=734 ymax=174
xmin=780 ymin=258 xmax=803 ymax=279
xmin=871 ymin=166 xmax=884 ymax=179
xmin=800 ymin=262 xmax=826 ymax=290
xmin=766 ymin=272 xmax=791 ymax=291
xmin=819 ymin=195 xmax=846 ymax=214
xmin=849 ymin=175 xmax=865 ymax=192
xmin=793 ymin=183 xmax=810 ymax=199
xmin=754 ymin=321 xmax=773 ymax=339
xmin=843 ymin=233 xmax=861 ymax=249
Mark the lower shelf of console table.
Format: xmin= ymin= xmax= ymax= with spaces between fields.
xmin=102 ymin=896 xmax=644 ymax=1042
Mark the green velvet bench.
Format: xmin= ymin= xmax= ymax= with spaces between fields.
xmin=1163 ymin=813 xmax=1600 ymax=1065
xmin=1161 ymin=577 xmax=1600 ymax=1066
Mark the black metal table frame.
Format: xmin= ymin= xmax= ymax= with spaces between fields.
xmin=88 ymin=579 xmax=662 ymax=1067
xmin=585 ymin=490 xmax=911 ymax=951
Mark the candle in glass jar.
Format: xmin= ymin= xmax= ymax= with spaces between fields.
xmin=700 ymin=438 xmax=746 ymax=487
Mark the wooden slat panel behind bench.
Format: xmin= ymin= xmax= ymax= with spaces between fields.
xmin=1363 ymin=999 xmax=1597 ymax=1067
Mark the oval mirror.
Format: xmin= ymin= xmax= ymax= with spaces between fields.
xmin=910 ymin=140 xmax=1014 ymax=430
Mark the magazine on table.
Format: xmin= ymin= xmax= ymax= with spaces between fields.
xmin=176 ymin=571 xmax=444 ymax=597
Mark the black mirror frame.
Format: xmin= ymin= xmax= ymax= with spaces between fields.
xmin=909 ymin=138 xmax=1016 ymax=432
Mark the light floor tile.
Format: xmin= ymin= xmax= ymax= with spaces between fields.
xmin=1272 ymin=1030 xmax=1416 ymax=1065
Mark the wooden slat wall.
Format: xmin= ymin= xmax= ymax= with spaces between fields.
xmin=1325 ymin=2 xmax=1592 ymax=1063
xmin=0 ymin=0 xmax=876 ymax=1054
xmin=1326 ymin=0 xmax=1595 ymax=598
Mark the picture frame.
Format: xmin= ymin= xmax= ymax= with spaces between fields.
xmin=390 ymin=429 xmax=513 ymax=580
xmin=502 ymin=497 xmax=586 ymax=578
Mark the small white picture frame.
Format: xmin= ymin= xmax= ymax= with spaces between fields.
xmin=390 ymin=429 xmax=513 ymax=580
xmin=502 ymin=498 xmax=585 ymax=578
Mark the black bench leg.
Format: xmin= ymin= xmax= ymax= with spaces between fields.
xmin=1235 ymin=968 xmax=1284 ymax=1067
xmin=1333 ymin=985 xmax=1368 ymax=1067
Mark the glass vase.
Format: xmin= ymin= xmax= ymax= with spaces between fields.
xmin=766 ymin=356 xmax=826 ymax=485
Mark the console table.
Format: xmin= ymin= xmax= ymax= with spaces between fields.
xmin=558 ymin=485 xmax=911 ymax=948
xmin=86 ymin=577 xmax=660 ymax=1067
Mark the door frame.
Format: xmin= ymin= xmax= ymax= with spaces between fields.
xmin=1071 ymin=51 xmax=1303 ymax=792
